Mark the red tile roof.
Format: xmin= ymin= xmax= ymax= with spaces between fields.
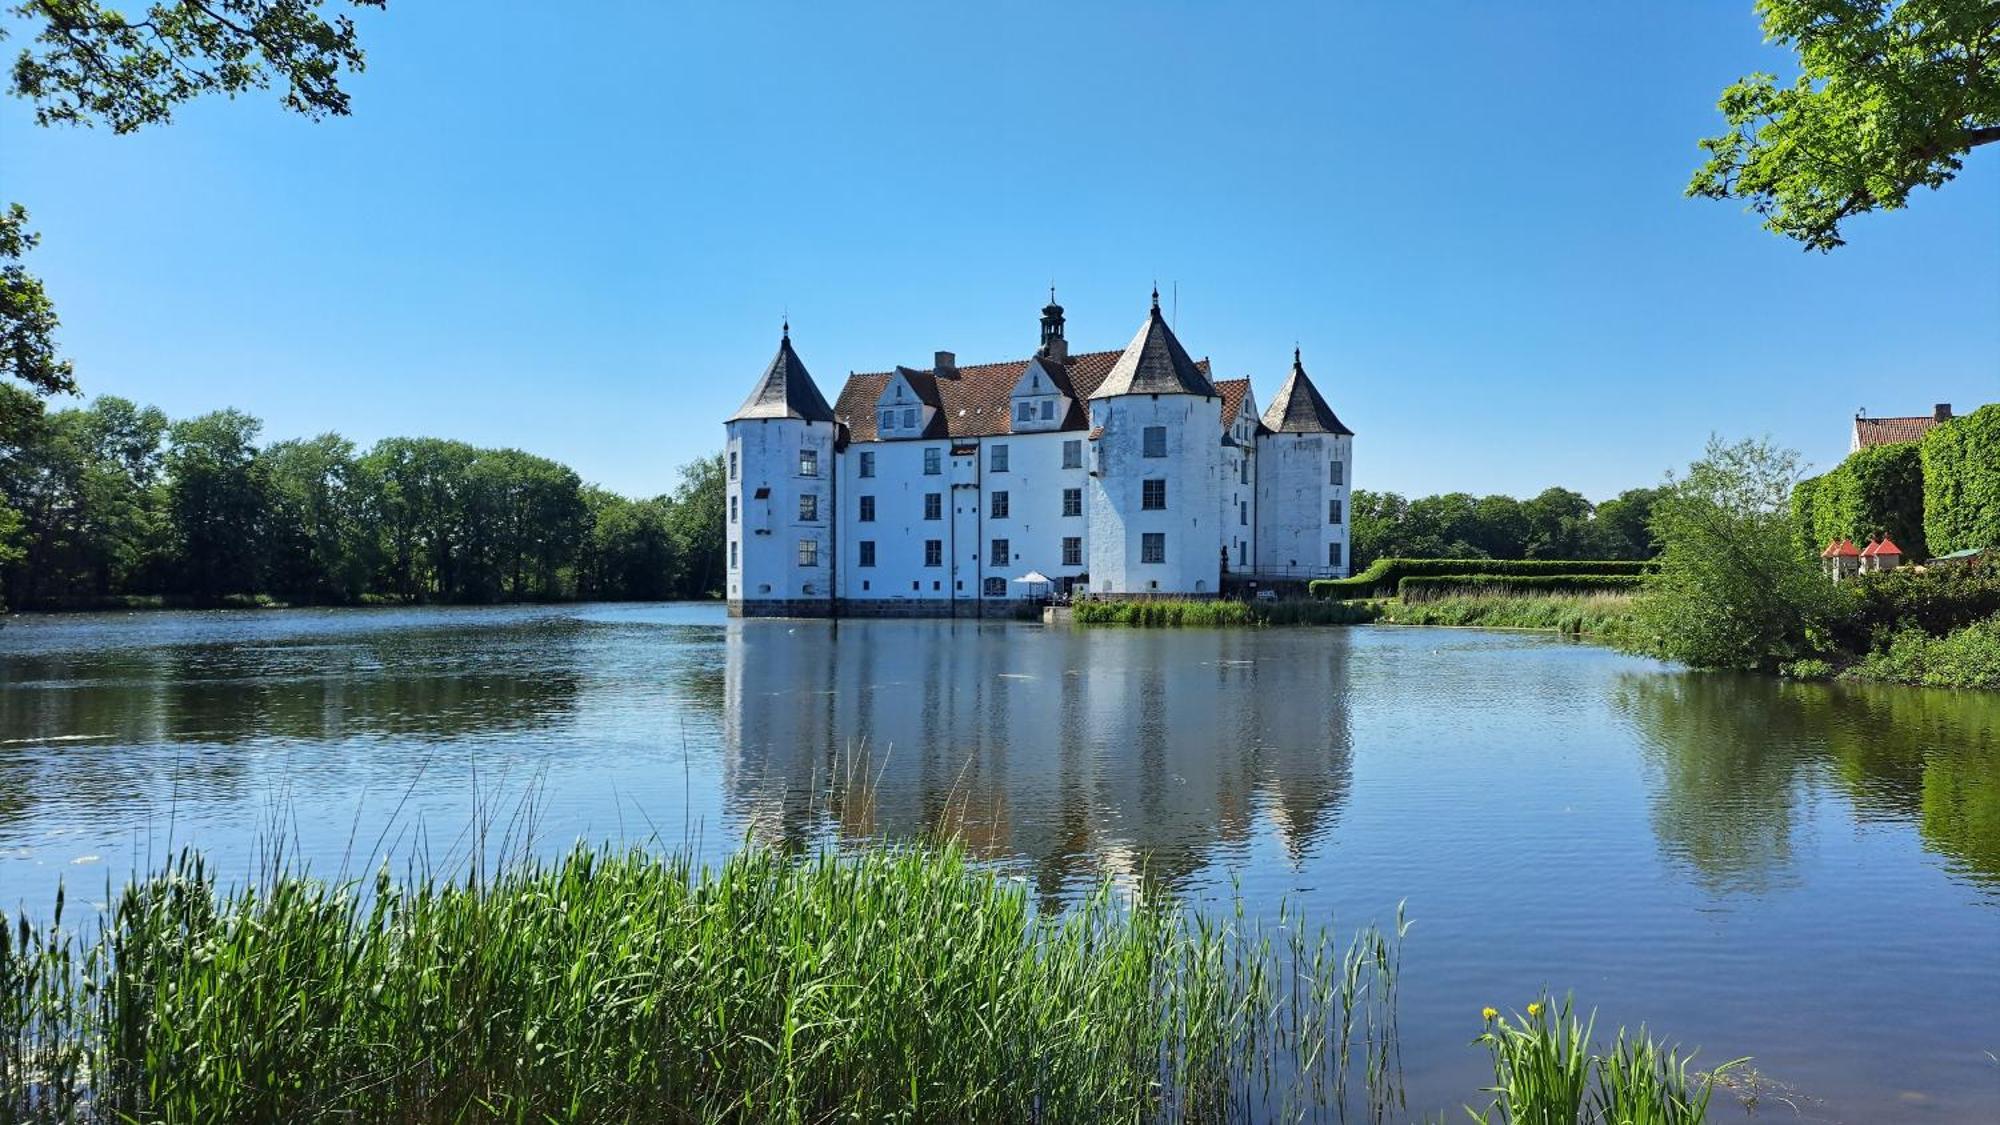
xmin=1853 ymin=415 xmax=1942 ymax=448
xmin=834 ymin=349 xmax=1212 ymax=443
xmin=1875 ymin=537 xmax=1903 ymax=557
xmin=1215 ymin=377 xmax=1253 ymax=429
xmin=1826 ymin=539 xmax=1861 ymax=557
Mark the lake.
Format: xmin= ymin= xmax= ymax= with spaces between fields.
xmin=1 ymin=603 xmax=1995 ymax=1121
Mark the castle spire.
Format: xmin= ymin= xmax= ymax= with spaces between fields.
xmin=1092 ymin=289 xmax=1216 ymax=399
xmin=1261 ymin=348 xmax=1353 ymax=435
xmin=729 ymin=324 xmax=834 ymax=422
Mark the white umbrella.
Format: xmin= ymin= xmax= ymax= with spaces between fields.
xmin=1013 ymin=570 xmax=1052 ymax=585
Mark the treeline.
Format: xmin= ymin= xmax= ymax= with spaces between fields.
xmin=0 ymin=396 xmax=723 ymax=609
xmin=1351 ymin=486 xmax=1662 ymax=569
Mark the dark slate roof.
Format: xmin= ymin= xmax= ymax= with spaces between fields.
xmin=1090 ymin=301 xmax=1218 ymax=399
xmin=833 ymin=348 xmax=1213 ymax=443
xmin=729 ymin=334 xmax=836 ymax=423
xmin=1260 ymin=351 xmax=1352 ymax=435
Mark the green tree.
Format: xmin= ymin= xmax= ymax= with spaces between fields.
xmin=264 ymin=432 xmax=372 ymax=600
xmin=666 ymin=454 xmax=725 ymax=597
xmin=0 ymin=205 xmax=76 ymax=438
xmin=1587 ymin=487 xmax=1662 ymax=560
xmin=1690 ymin=0 xmax=2000 ymax=250
xmin=164 ymin=409 xmax=268 ymax=601
xmin=580 ymin=488 xmax=678 ymax=600
xmin=1634 ymin=437 xmax=1838 ymax=669
xmin=1521 ymin=486 xmax=1595 ymax=558
xmin=0 ymin=395 xmax=166 ymax=604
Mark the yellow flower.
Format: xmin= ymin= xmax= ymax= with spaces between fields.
xmin=1481 ymin=1006 xmax=1498 ymax=1022
xmin=1527 ymin=1002 xmax=1545 ymax=1018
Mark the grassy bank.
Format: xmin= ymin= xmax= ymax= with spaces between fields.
xmin=1073 ymin=598 xmax=1383 ymax=627
xmin=1378 ymin=591 xmax=1641 ymax=640
xmin=1 ymin=844 xmax=1406 ymax=1123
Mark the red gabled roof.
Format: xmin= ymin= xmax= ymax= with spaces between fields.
xmin=1860 ymin=539 xmax=1880 ymax=556
xmin=833 ymin=348 xmax=1212 ymax=444
xmin=1874 ymin=537 xmax=1903 ymax=557
xmin=1820 ymin=539 xmax=1841 ymax=558
xmin=1830 ymin=539 xmax=1861 ymax=557
xmin=1853 ymin=416 xmax=1942 ymax=448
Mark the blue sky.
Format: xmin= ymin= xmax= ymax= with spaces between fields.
xmin=6 ymin=1 xmax=1996 ymax=500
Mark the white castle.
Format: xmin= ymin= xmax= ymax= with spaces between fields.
xmin=725 ymin=291 xmax=1353 ymax=617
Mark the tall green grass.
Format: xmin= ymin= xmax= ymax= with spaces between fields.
xmin=1468 ymin=995 xmax=1744 ymax=1124
xmin=1 ymin=844 xmax=1407 ymax=1124
xmin=1073 ymin=599 xmax=1383 ymax=627
xmin=1377 ymin=591 xmax=1640 ymax=641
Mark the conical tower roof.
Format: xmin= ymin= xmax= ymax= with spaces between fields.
xmin=729 ymin=325 xmax=835 ymax=423
xmin=1090 ymin=289 xmax=1218 ymax=399
xmin=1260 ymin=349 xmax=1352 ymax=435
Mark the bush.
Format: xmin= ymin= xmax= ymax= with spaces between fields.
xmin=1779 ymin=657 xmax=1835 ymax=681
xmin=1790 ymin=441 xmax=1927 ymax=560
xmin=1922 ymin=403 xmax=2000 ymax=556
xmin=1311 ymin=558 xmax=1653 ymax=600
xmin=1397 ymin=574 xmax=1644 ymax=599
xmin=1854 ymin=615 xmax=2000 ymax=690
xmin=1828 ymin=556 xmax=2000 ymax=649
xmin=1073 ymin=599 xmax=1380 ymax=627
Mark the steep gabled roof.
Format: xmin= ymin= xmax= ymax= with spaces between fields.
xmin=1090 ymin=295 xmax=1218 ymax=399
xmin=730 ymin=331 xmax=835 ymax=423
xmin=1853 ymin=415 xmax=1943 ymax=448
xmin=832 ymin=348 xmax=1212 ymax=442
xmin=1261 ymin=350 xmax=1352 ymax=435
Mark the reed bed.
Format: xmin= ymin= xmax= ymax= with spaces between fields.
xmin=1378 ymin=590 xmax=1640 ymax=640
xmin=1 ymin=844 xmax=1407 ymax=1124
xmin=1073 ymin=599 xmax=1383 ymax=627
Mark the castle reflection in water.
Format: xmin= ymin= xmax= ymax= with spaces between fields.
xmin=720 ymin=618 xmax=1355 ymax=899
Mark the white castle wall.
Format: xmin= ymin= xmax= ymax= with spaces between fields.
xmin=1254 ymin=432 xmax=1351 ymax=577
xmin=1086 ymin=394 xmax=1224 ymax=595
xmin=726 ymin=416 xmax=837 ymax=612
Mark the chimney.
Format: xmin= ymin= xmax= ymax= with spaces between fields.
xmin=1935 ymin=403 xmax=1953 ymax=422
xmin=934 ymin=351 xmax=956 ymax=376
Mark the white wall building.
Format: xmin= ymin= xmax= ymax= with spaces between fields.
xmin=725 ymin=292 xmax=1355 ymax=617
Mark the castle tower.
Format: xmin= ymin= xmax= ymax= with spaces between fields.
xmin=1084 ymin=289 xmax=1224 ymax=596
xmin=725 ymin=323 xmax=839 ymax=617
xmin=1254 ymin=349 xmax=1354 ymax=577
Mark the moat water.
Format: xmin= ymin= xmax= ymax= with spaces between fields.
xmin=2 ymin=603 xmax=1996 ymax=1121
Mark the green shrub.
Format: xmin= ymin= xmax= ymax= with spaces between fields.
xmin=1311 ymin=558 xmax=1654 ymax=600
xmin=1922 ymin=404 xmax=2000 ymax=556
xmin=1397 ymin=574 xmax=1644 ymax=599
xmin=1829 ymin=556 xmax=2000 ymax=649
xmin=1779 ymin=658 xmax=1835 ymax=681
xmin=1854 ymin=615 xmax=2000 ymax=690
xmin=1791 ymin=441 xmax=1927 ymax=560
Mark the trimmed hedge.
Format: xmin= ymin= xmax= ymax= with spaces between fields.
xmin=1309 ymin=557 xmax=1653 ymax=600
xmin=1922 ymin=403 xmax=2000 ymax=556
xmin=1790 ymin=440 xmax=1927 ymax=560
xmin=1072 ymin=599 xmax=1381 ymax=626
xmin=1396 ymin=574 xmax=1644 ymax=599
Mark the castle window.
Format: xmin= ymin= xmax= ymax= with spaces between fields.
xmin=1062 ymin=440 xmax=1082 ymax=469
xmin=1142 ymin=479 xmax=1167 ymax=510
xmin=902 ymin=408 xmax=917 ymax=428
xmin=798 ymin=539 xmax=819 ymax=567
xmin=859 ymin=540 xmax=876 ymax=567
xmin=1239 ymin=499 xmax=1247 ymax=526
xmin=880 ymin=410 xmax=893 ymax=431
xmin=859 ymin=495 xmax=875 ymax=522
xmin=1328 ymin=499 xmax=1343 ymax=525
xmin=1237 ymin=541 xmax=1247 ymax=565
xmin=924 ymin=448 xmax=941 ymax=475
xmin=924 ymin=493 xmax=942 ymax=521
xmin=1143 ymin=426 xmax=1166 ymax=458
xmin=1329 ymin=542 xmax=1344 ymax=568
xmin=1062 ymin=537 xmax=1082 ymax=567
xmin=1016 ymin=401 xmax=1033 ymax=423
xmin=990 ymin=538 xmax=1009 ymax=566
xmin=1329 ymin=460 xmax=1344 ymax=486
xmin=1142 ymin=533 xmax=1165 ymax=564
xmin=728 ymin=450 xmax=737 ymax=479
xmin=859 ymin=451 xmax=875 ymax=478
xmin=1062 ymin=488 xmax=1082 ymax=517
xmin=1041 ymin=400 xmax=1055 ymax=420
xmin=799 ymin=449 xmax=819 ymax=477
xmin=729 ymin=541 xmax=737 ymax=569
xmin=729 ymin=496 xmax=738 ymax=523
xmin=984 ymin=577 xmax=1006 ymax=597
xmin=990 ymin=444 xmax=1009 ymax=472
xmin=991 ymin=491 xmax=1009 ymax=519
xmin=1240 ymin=459 xmax=1249 ymax=485
xmin=924 ymin=540 xmax=943 ymax=567
xmin=799 ymin=493 xmax=818 ymax=522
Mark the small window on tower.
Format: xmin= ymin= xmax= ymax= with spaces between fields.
xmin=1143 ymin=426 xmax=1166 ymax=458
xmin=799 ymin=449 xmax=818 ymax=477
xmin=1062 ymin=440 xmax=1083 ymax=469
xmin=1330 ymin=460 xmax=1344 ymax=486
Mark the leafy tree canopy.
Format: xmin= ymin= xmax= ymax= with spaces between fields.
xmin=1690 ymin=0 xmax=2000 ymax=251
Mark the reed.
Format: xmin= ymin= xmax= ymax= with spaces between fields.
xmin=1468 ymin=995 xmax=1744 ymax=1124
xmin=1377 ymin=591 xmax=1639 ymax=639
xmin=1073 ymin=599 xmax=1382 ymax=627
xmin=1 ymin=843 xmax=1407 ymax=1124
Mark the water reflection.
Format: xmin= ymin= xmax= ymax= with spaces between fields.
xmin=722 ymin=619 xmax=1354 ymax=898
xmin=1622 ymin=672 xmax=2000 ymax=892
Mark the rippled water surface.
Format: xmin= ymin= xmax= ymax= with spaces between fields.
xmin=2 ymin=603 xmax=1996 ymax=1121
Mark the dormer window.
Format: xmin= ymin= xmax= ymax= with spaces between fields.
xmin=1016 ymin=401 xmax=1033 ymax=423
xmin=901 ymin=408 xmax=916 ymax=428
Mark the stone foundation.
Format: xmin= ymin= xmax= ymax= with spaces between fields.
xmin=728 ymin=598 xmax=835 ymax=619
xmin=729 ymin=598 xmax=1038 ymax=620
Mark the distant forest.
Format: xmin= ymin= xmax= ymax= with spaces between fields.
xmin=0 ymin=395 xmax=723 ymax=610
xmin=1351 ymin=486 xmax=1662 ymax=569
